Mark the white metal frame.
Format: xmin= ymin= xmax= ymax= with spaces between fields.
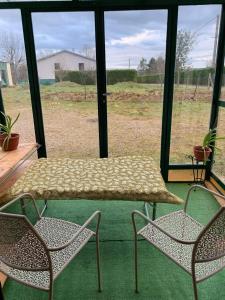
xmin=132 ymin=185 xmax=225 ymax=299
xmin=0 ymin=193 xmax=102 ymax=300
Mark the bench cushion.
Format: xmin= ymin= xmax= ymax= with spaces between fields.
xmin=5 ymin=156 xmax=183 ymax=204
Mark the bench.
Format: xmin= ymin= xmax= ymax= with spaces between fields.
xmin=3 ymin=156 xmax=183 ymax=217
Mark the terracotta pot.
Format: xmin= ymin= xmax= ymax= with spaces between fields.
xmin=0 ymin=133 xmax=20 ymax=151
xmin=193 ymin=145 xmax=212 ymax=162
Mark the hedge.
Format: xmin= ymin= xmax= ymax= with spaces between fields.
xmin=56 ymin=70 xmax=96 ymax=85
xmin=56 ymin=67 xmax=225 ymax=86
xmin=137 ymin=68 xmax=217 ymax=86
xmin=137 ymin=74 xmax=164 ymax=84
xmin=56 ymin=69 xmax=137 ymax=85
xmin=174 ymin=68 xmax=216 ymax=86
xmin=106 ymin=69 xmax=137 ymax=84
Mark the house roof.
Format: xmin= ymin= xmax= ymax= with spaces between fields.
xmin=37 ymin=50 xmax=96 ymax=63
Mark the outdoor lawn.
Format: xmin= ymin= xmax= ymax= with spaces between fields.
xmin=2 ymin=81 xmax=225 ymax=182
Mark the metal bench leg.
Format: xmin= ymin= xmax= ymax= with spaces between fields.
xmin=20 ymin=198 xmax=26 ymax=215
xmin=144 ymin=202 xmax=157 ymax=220
xmin=40 ymin=199 xmax=48 ymax=217
xmin=20 ymin=198 xmax=47 ymax=217
xmin=192 ymin=276 xmax=198 ymax=300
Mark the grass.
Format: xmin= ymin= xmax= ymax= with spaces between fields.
xmin=1 ymin=82 xmax=225 ymax=180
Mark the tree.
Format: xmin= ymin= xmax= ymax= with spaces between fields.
xmin=156 ymin=56 xmax=165 ymax=86
xmin=148 ymin=57 xmax=157 ymax=74
xmin=176 ymin=30 xmax=195 ymax=85
xmin=17 ymin=63 xmax=28 ymax=82
xmin=0 ymin=32 xmax=25 ymax=84
xmin=138 ymin=57 xmax=148 ymax=72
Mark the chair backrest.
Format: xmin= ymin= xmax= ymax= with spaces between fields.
xmin=194 ymin=207 xmax=225 ymax=262
xmin=0 ymin=212 xmax=50 ymax=271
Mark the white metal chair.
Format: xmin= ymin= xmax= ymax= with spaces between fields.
xmin=0 ymin=193 xmax=102 ymax=300
xmin=132 ymin=185 xmax=225 ymax=300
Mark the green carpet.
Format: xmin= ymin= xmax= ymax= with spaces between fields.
xmin=3 ymin=183 xmax=224 ymax=300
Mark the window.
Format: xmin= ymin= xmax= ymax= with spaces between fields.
xmin=33 ymin=12 xmax=98 ymax=159
xmin=105 ymin=10 xmax=167 ymax=163
xmin=54 ymin=63 xmax=61 ymax=70
xmin=169 ymin=5 xmax=221 ymax=164
xmin=0 ymin=9 xmax=35 ymax=145
xmin=79 ymin=63 xmax=84 ymax=71
xmin=212 ymin=109 xmax=225 ymax=184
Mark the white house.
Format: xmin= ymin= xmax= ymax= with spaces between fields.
xmin=37 ymin=50 xmax=96 ymax=84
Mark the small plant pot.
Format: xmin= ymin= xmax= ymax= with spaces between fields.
xmin=0 ymin=133 xmax=20 ymax=151
xmin=193 ymin=145 xmax=212 ymax=162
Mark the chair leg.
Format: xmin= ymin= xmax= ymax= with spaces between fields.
xmin=144 ymin=202 xmax=157 ymax=220
xmin=192 ymin=276 xmax=198 ymax=300
xmin=20 ymin=198 xmax=26 ymax=215
xmin=40 ymin=199 xmax=48 ymax=217
xmin=48 ymin=282 xmax=53 ymax=300
xmin=134 ymin=233 xmax=139 ymax=293
xmin=96 ymin=233 xmax=102 ymax=292
xmin=152 ymin=203 xmax=157 ymax=220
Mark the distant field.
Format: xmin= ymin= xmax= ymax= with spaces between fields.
xmin=2 ymin=81 xmax=225 ymax=182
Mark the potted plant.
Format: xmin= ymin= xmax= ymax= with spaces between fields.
xmin=193 ymin=128 xmax=225 ymax=162
xmin=0 ymin=112 xmax=20 ymax=151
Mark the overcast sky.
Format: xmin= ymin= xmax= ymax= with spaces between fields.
xmin=0 ymin=4 xmax=221 ymax=69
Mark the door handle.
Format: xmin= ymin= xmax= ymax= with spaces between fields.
xmin=102 ymin=92 xmax=112 ymax=96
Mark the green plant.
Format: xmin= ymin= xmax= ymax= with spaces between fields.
xmin=202 ymin=128 xmax=225 ymax=150
xmin=0 ymin=112 xmax=20 ymax=149
xmin=194 ymin=128 xmax=225 ymax=163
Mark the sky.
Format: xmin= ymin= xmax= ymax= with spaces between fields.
xmin=0 ymin=4 xmax=222 ymax=69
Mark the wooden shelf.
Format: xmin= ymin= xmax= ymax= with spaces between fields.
xmin=0 ymin=143 xmax=38 ymax=200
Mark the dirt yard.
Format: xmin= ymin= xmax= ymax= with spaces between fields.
xmin=2 ymin=82 xmax=225 ymax=182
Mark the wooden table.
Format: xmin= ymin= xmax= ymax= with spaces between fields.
xmin=0 ymin=143 xmax=38 ymax=196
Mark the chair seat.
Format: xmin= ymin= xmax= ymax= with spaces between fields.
xmin=139 ymin=210 xmax=225 ymax=282
xmin=0 ymin=217 xmax=94 ymax=290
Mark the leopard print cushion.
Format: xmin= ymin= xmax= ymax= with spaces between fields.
xmin=6 ymin=156 xmax=183 ymax=204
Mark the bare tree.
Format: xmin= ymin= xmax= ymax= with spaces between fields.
xmin=138 ymin=57 xmax=148 ymax=73
xmin=156 ymin=56 xmax=165 ymax=86
xmin=17 ymin=63 xmax=28 ymax=82
xmin=176 ymin=30 xmax=195 ymax=85
xmin=0 ymin=32 xmax=25 ymax=84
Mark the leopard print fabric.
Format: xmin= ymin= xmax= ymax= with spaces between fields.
xmin=6 ymin=156 xmax=183 ymax=204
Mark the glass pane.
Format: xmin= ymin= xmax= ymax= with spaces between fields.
xmin=32 ymin=12 xmax=98 ymax=158
xmin=0 ymin=10 xmax=35 ymax=146
xmin=170 ymin=5 xmax=221 ymax=164
xmin=212 ymin=108 xmax=225 ymax=183
xmin=105 ymin=10 xmax=167 ymax=164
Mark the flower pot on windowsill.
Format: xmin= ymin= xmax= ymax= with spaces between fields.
xmin=193 ymin=145 xmax=212 ymax=162
xmin=0 ymin=133 xmax=20 ymax=151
